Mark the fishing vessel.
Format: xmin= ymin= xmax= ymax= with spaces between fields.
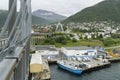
xmin=57 ymin=60 xmax=83 ymax=74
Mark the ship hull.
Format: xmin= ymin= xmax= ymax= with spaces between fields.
xmin=57 ymin=63 xmax=82 ymax=75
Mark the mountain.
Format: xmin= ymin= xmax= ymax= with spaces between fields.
xmin=0 ymin=10 xmax=50 ymax=26
xmin=64 ymin=0 xmax=120 ymax=23
xmin=0 ymin=10 xmax=8 ymax=27
xmin=32 ymin=15 xmax=50 ymax=25
xmin=32 ymin=9 xmax=67 ymax=23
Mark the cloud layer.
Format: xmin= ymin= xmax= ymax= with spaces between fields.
xmin=31 ymin=0 xmax=104 ymax=16
xmin=0 ymin=0 xmax=104 ymax=16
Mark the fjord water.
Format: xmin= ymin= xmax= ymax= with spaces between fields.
xmin=50 ymin=63 xmax=120 ymax=80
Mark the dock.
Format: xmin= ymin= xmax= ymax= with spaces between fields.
xmin=41 ymin=60 xmax=51 ymax=80
xmin=48 ymin=58 xmax=60 ymax=64
xmin=57 ymin=59 xmax=111 ymax=73
xmin=82 ymin=59 xmax=111 ymax=72
xmin=108 ymin=57 xmax=120 ymax=62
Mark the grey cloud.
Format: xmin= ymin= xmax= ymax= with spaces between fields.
xmin=0 ymin=0 xmax=104 ymax=16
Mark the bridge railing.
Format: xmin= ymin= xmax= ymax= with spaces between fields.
xmin=0 ymin=0 xmax=31 ymax=60
xmin=0 ymin=0 xmax=31 ymax=79
xmin=0 ymin=38 xmax=8 ymax=49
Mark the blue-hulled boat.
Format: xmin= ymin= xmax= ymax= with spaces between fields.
xmin=57 ymin=60 xmax=83 ymax=74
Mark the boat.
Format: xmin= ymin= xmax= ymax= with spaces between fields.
xmin=57 ymin=60 xmax=83 ymax=74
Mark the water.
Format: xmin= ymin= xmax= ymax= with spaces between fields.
xmin=50 ymin=62 xmax=120 ymax=80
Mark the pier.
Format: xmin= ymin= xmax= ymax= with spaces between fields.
xmin=40 ymin=60 xmax=51 ymax=80
xmin=108 ymin=57 xmax=120 ymax=63
xmin=82 ymin=59 xmax=111 ymax=72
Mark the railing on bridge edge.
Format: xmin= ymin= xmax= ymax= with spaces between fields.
xmin=0 ymin=0 xmax=31 ymax=80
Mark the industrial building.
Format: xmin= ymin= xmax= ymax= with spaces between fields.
xmin=61 ymin=46 xmax=106 ymax=60
xmin=35 ymin=45 xmax=59 ymax=62
xmin=30 ymin=53 xmax=51 ymax=80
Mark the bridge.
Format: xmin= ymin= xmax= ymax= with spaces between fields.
xmin=0 ymin=0 xmax=31 ymax=80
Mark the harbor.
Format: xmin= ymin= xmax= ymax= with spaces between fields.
xmin=50 ymin=62 xmax=120 ymax=80
xmin=108 ymin=57 xmax=120 ymax=62
xmin=29 ymin=45 xmax=120 ymax=80
xmin=40 ymin=60 xmax=51 ymax=80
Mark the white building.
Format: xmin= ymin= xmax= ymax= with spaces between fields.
xmin=35 ymin=45 xmax=59 ymax=60
xmin=61 ymin=46 xmax=105 ymax=59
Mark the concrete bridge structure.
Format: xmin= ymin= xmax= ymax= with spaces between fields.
xmin=0 ymin=0 xmax=31 ymax=80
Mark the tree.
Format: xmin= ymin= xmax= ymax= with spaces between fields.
xmin=99 ymin=34 xmax=103 ymax=38
xmin=63 ymin=26 xmax=67 ymax=31
xmin=72 ymin=38 xmax=77 ymax=42
xmin=62 ymin=40 xmax=67 ymax=44
xmin=55 ymin=36 xmax=66 ymax=43
xmin=69 ymin=34 xmax=74 ymax=37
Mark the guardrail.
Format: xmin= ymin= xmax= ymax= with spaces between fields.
xmin=0 ymin=38 xmax=8 ymax=49
xmin=0 ymin=0 xmax=31 ymax=79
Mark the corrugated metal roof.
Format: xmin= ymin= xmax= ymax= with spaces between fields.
xmin=63 ymin=46 xmax=93 ymax=50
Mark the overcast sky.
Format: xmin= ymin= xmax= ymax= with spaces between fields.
xmin=0 ymin=0 xmax=104 ymax=16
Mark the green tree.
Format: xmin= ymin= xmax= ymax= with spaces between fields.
xmin=55 ymin=36 xmax=66 ymax=43
xmin=72 ymin=38 xmax=77 ymax=42
xmin=62 ymin=40 xmax=67 ymax=44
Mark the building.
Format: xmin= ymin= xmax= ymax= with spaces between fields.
xmin=30 ymin=53 xmax=51 ymax=80
xmin=61 ymin=46 xmax=106 ymax=60
xmin=56 ymin=22 xmax=64 ymax=32
xmin=30 ymin=54 xmax=43 ymax=73
xmin=35 ymin=45 xmax=59 ymax=61
xmin=30 ymin=54 xmax=43 ymax=79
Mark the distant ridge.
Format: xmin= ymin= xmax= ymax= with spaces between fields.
xmin=0 ymin=10 xmax=50 ymax=26
xmin=32 ymin=15 xmax=50 ymax=25
xmin=0 ymin=9 xmax=67 ymax=26
xmin=64 ymin=0 xmax=120 ymax=23
xmin=0 ymin=10 xmax=8 ymax=27
xmin=32 ymin=9 xmax=67 ymax=23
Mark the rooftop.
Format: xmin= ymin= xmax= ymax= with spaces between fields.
xmin=63 ymin=46 xmax=93 ymax=50
xmin=30 ymin=53 xmax=42 ymax=64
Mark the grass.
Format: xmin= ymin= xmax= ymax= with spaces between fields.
xmin=39 ymin=40 xmax=104 ymax=48
xmin=64 ymin=40 xmax=104 ymax=47
xmin=33 ymin=37 xmax=120 ymax=48
xmin=102 ymin=38 xmax=120 ymax=47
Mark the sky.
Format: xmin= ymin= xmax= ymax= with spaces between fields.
xmin=0 ymin=0 xmax=104 ymax=17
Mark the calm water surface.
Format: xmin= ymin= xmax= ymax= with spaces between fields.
xmin=50 ymin=62 xmax=120 ymax=80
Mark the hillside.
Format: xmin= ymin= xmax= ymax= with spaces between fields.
xmin=32 ymin=15 xmax=50 ymax=25
xmin=0 ymin=10 xmax=50 ymax=26
xmin=0 ymin=10 xmax=8 ymax=27
xmin=32 ymin=9 xmax=67 ymax=23
xmin=64 ymin=0 xmax=120 ymax=23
